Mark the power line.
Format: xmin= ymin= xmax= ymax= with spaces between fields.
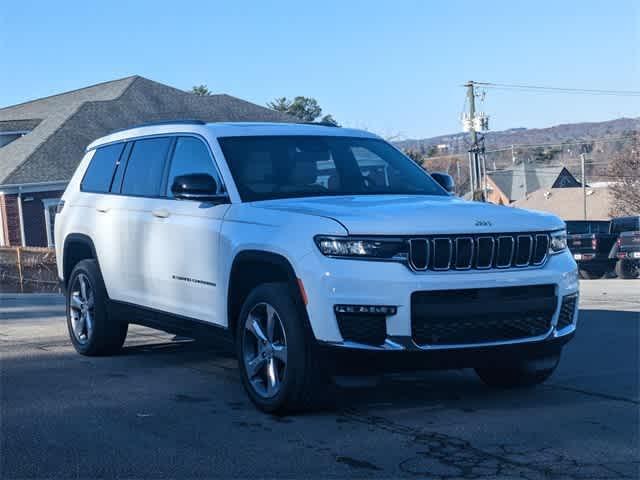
xmin=408 ymin=135 xmax=637 ymax=159
xmin=484 ymin=135 xmax=637 ymax=153
xmin=473 ymin=82 xmax=640 ymax=97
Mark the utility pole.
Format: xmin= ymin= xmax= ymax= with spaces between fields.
xmin=464 ymin=80 xmax=485 ymax=201
xmin=580 ymin=153 xmax=587 ymax=220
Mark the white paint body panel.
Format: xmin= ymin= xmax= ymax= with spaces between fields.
xmin=55 ymin=122 xmax=579 ymax=346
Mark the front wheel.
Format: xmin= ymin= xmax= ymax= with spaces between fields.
xmin=615 ymin=259 xmax=639 ymax=279
xmin=578 ymin=268 xmax=604 ymax=280
xmin=475 ymin=354 xmax=560 ymax=388
xmin=236 ymin=282 xmax=327 ymax=413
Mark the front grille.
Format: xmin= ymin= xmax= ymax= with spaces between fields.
xmin=557 ymin=294 xmax=577 ymax=330
xmin=407 ymin=233 xmax=549 ymax=272
xmin=411 ymin=285 xmax=556 ymax=346
xmin=336 ymin=313 xmax=386 ymax=346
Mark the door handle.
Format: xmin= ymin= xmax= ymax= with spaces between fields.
xmin=152 ymin=209 xmax=170 ymax=218
xmin=96 ymin=207 xmax=109 ymax=213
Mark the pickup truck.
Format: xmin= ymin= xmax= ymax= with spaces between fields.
xmin=565 ymin=220 xmax=617 ymax=279
xmin=611 ymin=216 xmax=640 ymax=279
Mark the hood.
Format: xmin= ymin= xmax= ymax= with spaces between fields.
xmin=253 ymin=195 xmax=564 ymax=235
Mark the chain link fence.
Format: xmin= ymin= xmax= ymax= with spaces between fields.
xmin=0 ymin=247 xmax=61 ymax=293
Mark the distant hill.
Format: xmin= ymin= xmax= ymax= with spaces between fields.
xmin=395 ymin=117 xmax=640 ymax=154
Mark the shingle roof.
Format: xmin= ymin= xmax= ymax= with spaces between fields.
xmin=514 ymin=187 xmax=613 ymax=220
xmin=488 ymin=164 xmax=577 ymax=202
xmin=0 ymin=76 xmax=291 ymax=186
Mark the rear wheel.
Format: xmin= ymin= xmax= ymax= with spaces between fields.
xmin=236 ymin=282 xmax=327 ymax=413
xmin=66 ymin=259 xmax=128 ymax=356
xmin=475 ymin=354 xmax=560 ymax=388
xmin=615 ymin=259 xmax=639 ymax=279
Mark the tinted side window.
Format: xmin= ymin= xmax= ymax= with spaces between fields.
xmin=121 ymin=137 xmax=172 ymax=197
xmin=81 ymin=143 xmax=125 ymax=193
xmin=166 ymin=137 xmax=219 ymax=197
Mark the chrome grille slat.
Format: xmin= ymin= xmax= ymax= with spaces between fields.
xmin=496 ymin=236 xmax=515 ymax=268
xmin=454 ymin=237 xmax=474 ymax=270
xmin=408 ymin=238 xmax=429 ymax=271
xmin=475 ymin=236 xmax=495 ymax=269
xmin=407 ymin=233 xmax=550 ymax=272
xmin=515 ymin=235 xmax=534 ymax=267
xmin=532 ymin=234 xmax=549 ymax=265
xmin=432 ymin=238 xmax=453 ymax=270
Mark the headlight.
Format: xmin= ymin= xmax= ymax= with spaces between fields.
xmin=314 ymin=235 xmax=407 ymax=260
xmin=549 ymin=229 xmax=568 ymax=254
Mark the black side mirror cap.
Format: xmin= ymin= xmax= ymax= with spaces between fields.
xmin=431 ymin=172 xmax=455 ymax=194
xmin=171 ymin=173 xmax=228 ymax=202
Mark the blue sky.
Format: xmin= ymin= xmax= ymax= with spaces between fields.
xmin=1 ymin=0 xmax=638 ymax=138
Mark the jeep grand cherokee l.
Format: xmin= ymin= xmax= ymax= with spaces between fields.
xmin=55 ymin=121 xmax=579 ymax=412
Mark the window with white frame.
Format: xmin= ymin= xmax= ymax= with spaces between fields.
xmin=42 ymin=199 xmax=60 ymax=247
xmin=0 ymin=131 xmax=29 ymax=148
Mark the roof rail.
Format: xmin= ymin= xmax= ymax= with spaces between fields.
xmin=108 ymin=119 xmax=206 ymax=135
xmin=298 ymin=121 xmax=340 ymax=127
xmin=130 ymin=119 xmax=206 ymax=128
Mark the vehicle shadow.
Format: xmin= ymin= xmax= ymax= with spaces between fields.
xmin=6 ymin=307 xmax=635 ymax=415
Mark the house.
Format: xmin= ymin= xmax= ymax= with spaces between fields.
xmin=0 ymin=76 xmax=290 ymax=247
xmin=486 ymin=164 xmax=581 ymax=205
xmin=513 ymin=186 xmax=613 ymax=221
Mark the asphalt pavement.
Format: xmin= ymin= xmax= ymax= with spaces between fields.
xmin=1 ymin=280 xmax=638 ymax=479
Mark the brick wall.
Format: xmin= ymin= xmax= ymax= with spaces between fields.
xmin=0 ymin=194 xmax=22 ymax=246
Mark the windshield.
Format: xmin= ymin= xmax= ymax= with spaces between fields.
xmin=611 ymin=217 xmax=640 ymax=233
xmin=217 ymin=135 xmax=446 ymax=201
xmin=566 ymin=221 xmax=611 ymax=234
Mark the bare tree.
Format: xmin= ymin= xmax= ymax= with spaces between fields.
xmin=609 ymin=131 xmax=640 ymax=216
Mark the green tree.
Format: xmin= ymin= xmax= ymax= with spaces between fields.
xmin=267 ymin=96 xmax=338 ymax=124
xmin=320 ymin=114 xmax=339 ymax=126
xmin=191 ymin=85 xmax=212 ymax=96
xmin=267 ymin=97 xmax=291 ymax=112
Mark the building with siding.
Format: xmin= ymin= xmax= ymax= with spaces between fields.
xmin=0 ymin=76 xmax=289 ymax=247
xmin=514 ymin=186 xmax=613 ymax=221
xmin=486 ymin=164 xmax=581 ymax=205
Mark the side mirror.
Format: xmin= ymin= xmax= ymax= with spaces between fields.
xmin=431 ymin=172 xmax=455 ymax=194
xmin=171 ymin=173 xmax=227 ymax=202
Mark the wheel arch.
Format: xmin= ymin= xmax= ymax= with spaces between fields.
xmin=227 ymin=250 xmax=307 ymax=339
xmin=62 ymin=234 xmax=100 ymax=288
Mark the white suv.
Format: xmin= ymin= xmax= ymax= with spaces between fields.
xmin=55 ymin=121 xmax=579 ymax=412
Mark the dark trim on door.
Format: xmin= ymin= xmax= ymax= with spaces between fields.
xmin=108 ymin=299 xmax=233 ymax=350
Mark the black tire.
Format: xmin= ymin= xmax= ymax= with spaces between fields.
xmin=475 ymin=355 xmax=560 ymax=388
xmin=615 ymin=259 xmax=639 ymax=279
xmin=66 ymin=259 xmax=128 ymax=356
xmin=235 ymin=282 xmax=327 ymax=413
xmin=578 ymin=268 xmax=604 ymax=280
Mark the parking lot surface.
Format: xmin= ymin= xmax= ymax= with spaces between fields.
xmin=1 ymin=280 xmax=638 ymax=479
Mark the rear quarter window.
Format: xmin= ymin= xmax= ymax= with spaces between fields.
xmin=81 ymin=143 xmax=125 ymax=193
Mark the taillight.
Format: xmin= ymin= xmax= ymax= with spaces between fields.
xmin=56 ymin=200 xmax=65 ymax=214
xmin=591 ymin=235 xmax=598 ymax=249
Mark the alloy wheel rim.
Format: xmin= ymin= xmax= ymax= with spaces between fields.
xmin=69 ymin=273 xmax=95 ymax=345
xmin=242 ymin=302 xmax=288 ymax=398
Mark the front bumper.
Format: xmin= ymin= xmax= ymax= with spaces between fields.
xmin=316 ymin=331 xmax=573 ymax=375
xmin=296 ymin=248 xmax=579 ymax=349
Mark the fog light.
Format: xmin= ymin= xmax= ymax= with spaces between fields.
xmin=334 ymin=305 xmax=397 ymax=315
